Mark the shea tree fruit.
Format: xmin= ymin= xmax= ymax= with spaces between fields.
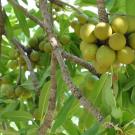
xmin=94 ymin=22 xmax=112 ymax=40
xmin=15 ymin=86 xmax=24 ymax=97
xmin=117 ymin=47 xmax=135 ymax=64
xmin=30 ymin=50 xmax=40 ymax=62
xmin=7 ymin=60 xmax=18 ymax=69
xmin=39 ymin=40 xmax=46 ymax=51
xmin=44 ymin=42 xmax=52 ymax=53
xmin=28 ymin=36 xmax=38 ymax=48
xmin=82 ymin=44 xmax=98 ymax=61
xmin=128 ymin=33 xmax=135 ymax=49
xmin=77 ymin=13 xmax=88 ymax=24
xmin=80 ymin=23 xmax=96 ymax=43
xmin=60 ymin=35 xmax=71 ymax=45
xmin=96 ymin=45 xmax=116 ymax=66
xmin=111 ymin=16 xmax=128 ymax=34
xmin=126 ymin=16 xmax=135 ymax=33
xmin=80 ymin=41 xmax=89 ymax=51
xmin=109 ymin=33 xmax=126 ymax=50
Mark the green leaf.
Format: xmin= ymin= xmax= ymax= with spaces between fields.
xmin=2 ymin=111 xmax=33 ymax=121
xmin=63 ymin=119 xmax=80 ymax=135
xmin=39 ymin=81 xmax=50 ymax=122
xmin=131 ymin=87 xmax=135 ymax=104
xmin=82 ymin=122 xmax=100 ymax=135
xmin=13 ymin=3 xmax=30 ymax=37
xmin=3 ymin=10 xmax=14 ymax=40
xmin=126 ymin=0 xmax=135 ymax=15
xmin=52 ymin=96 xmax=75 ymax=132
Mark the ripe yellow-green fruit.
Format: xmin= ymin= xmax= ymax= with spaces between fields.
xmin=117 ymin=47 xmax=135 ymax=64
xmin=1 ymin=84 xmax=15 ymax=98
xmin=39 ymin=40 xmax=46 ymax=51
xmin=80 ymin=23 xmax=96 ymax=43
xmin=109 ymin=33 xmax=126 ymax=50
xmin=60 ymin=35 xmax=70 ymax=45
xmin=93 ymin=61 xmax=109 ymax=74
xmin=21 ymin=89 xmax=32 ymax=99
xmin=77 ymin=14 xmax=88 ymax=24
xmin=15 ymin=86 xmax=24 ymax=97
xmin=111 ymin=16 xmax=128 ymax=34
xmin=128 ymin=33 xmax=135 ymax=49
xmin=82 ymin=44 xmax=98 ymax=61
xmin=28 ymin=37 xmax=38 ymax=48
xmin=126 ymin=16 xmax=135 ymax=33
xmin=7 ymin=60 xmax=18 ymax=69
xmin=44 ymin=42 xmax=52 ymax=53
xmin=96 ymin=45 xmax=116 ymax=66
xmin=30 ymin=51 xmax=40 ymax=62
xmin=94 ymin=22 xmax=112 ymax=40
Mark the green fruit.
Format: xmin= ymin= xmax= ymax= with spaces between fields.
xmin=7 ymin=60 xmax=18 ymax=69
xmin=111 ymin=16 xmax=128 ymax=34
xmin=15 ymin=86 xmax=24 ymax=97
xmin=44 ymin=42 xmax=52 ymax=53
xmin=1 ymin=84 xmax=15 ymax=98
xmin=28 ymin=37 xmax=38 ymax=48
xmin=22 ymin=89 xmax=32 ymax=99
xmin=96 ymin=46 xmax=116 ymax=66
xmin=60 ymin=35 xmax=70 ymax=45
xmin=93 ymin=61 xmax=109 ymax=74
xmin=37 ymin=35 xmax=44 ymax=43
xmin=109 ymin=33 xmax=126 ymax=50
xmin=80 ymin=41 xmax=89 ymax=51
xmin=77 ymin=14 xmax=88 ymax=24
xmin=71 ymin=21 xmax=81 ymax=36
xmin=9 ymin=49 xmax=19 ymax=59
xmin=94 ymin=22 xmax=112 ymax=40
xmin=117 ymin=47 xmax=135 ymax=64
xmin=128 ymin=33 xmax=135 ymax=49
xmin=18 ymin=57 xmax=26 ymax=65
xmin=82 ymin=44 xmax=98 ymax=61
xmin=80 ymin=23 xmax=96 ymax=43
xmin=30 ymin=51 xmax=40 ymax=62
xmin=1 ymin=75 xmax=12 ymax=84
xmin=39 ymin=40 xmax=46 ymax=51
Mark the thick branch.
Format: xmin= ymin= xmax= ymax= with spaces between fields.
xmin=97 ymin=0 xmax=108 ymax=22
xmin=7 ymin=0 xmax=44 ymax=28
xmin=39 ymin=0 xmax=103 ymax=122
xmin=11 ymin=38 xmax=39 ymax=93
xmin=39 ymin=52 xmax=57 ymax=135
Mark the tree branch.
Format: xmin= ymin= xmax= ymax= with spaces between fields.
xmin=7 ymin=0 xmax=44 ymax=28
xmin=39 ymin=52 xmax=57 ymax=135
xmin=11 ymin=38 xmax=40 ymax=93
xmin=61 ymin=50 xmax=100 ymax=76
xmin=97 ymin=0 xmax=108 ymax=22
xmin=39 ymin=0 xmax=103 ymax=123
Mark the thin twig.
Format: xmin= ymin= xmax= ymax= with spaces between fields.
xmin=7 ymin=0 xmax=44 ymax=28
xmin=11 ymin=38 xmax=39 ymax=93
xmin=97 ymin=0 xmax=108 ymax=22
xmin=39 ymin=52 xmax=57 ymax=135
xmin=61 ymin=50 xmax=100 ymax=76
xmin=49 ymin=0 xmax=82 ymax=14
xmin=39 ymin=0 xmax=103 ymax=123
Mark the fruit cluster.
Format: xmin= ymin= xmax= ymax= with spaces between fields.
xmin=6 ymin=35 xmax=52 ymax=70
xmin=71 ymin=15 xmax=135 ymax=73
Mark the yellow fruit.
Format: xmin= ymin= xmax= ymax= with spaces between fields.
xmin=111 ymin=16 xmax=128 ymax=34
xmin=82 ymin=44 xmax=98 ymax=61
xmin=77 ymin=14 xmax=88 ymax=24
xmin=44 ymin=42 xmax=52 ymax=53
xmin=80 ymin=23 xmax=96 ymax=43
xmin=1 ymin=84 xmax=15 ymax=98
xmin=128 ymin=33 xmax=135 ymax=49
xmin=30 ymin=51 xmax=40 ymax=62
xmin=80 ymin=41 xmax=89 ymax=51
xmin=93 ymin=61 xmax=109 ymax=74
xmin=126 ymin=16 xmax=135 ymax=33
xmin=29 ymin=37 xmax=38 ymax=48
xmin=117 ymin=47 xmax=135 ymax=64
xmin=109 ymin=33 xmax=126 ymax=50
xmin=96 ymin=45 xmax=116 ymax=66
xmin=22 ymin=89 xmax=32 ymax=99
xmin=39 ymin=40 xmax=46 ymax=51
xmin=94 ymin=22 xmax=112 ymax=40
xmin=7 ymin=60 xmax=18 ymax=69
